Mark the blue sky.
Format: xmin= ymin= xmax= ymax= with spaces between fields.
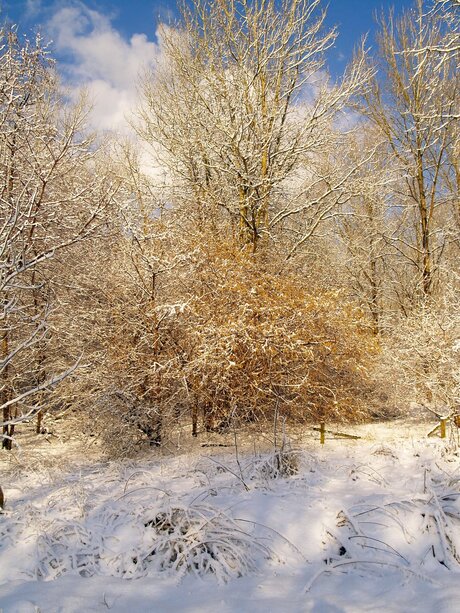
xmin=1 ymin=0 xmax=416 ymax=130
xmin=4 ymin=0 xmax=415 ymax=71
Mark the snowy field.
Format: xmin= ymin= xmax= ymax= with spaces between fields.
xmin=1 ymin=418 xmax=460 ymax=613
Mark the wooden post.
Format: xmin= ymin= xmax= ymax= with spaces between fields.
xmin=320 ymin=422 xmax=325 ymax=445
xmin=36 ymin=409 xmax=43 ymax=434
xmin=440 ymin=418 xmax=446 ymax=439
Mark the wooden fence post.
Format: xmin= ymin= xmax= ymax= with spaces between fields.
xmin=440 ymin=418 xmax=446 ymax=439
xmin=320 ymin=422 xmax=325 ymax=445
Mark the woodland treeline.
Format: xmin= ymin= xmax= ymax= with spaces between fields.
xmin=1 ymin=0 xmax=458 ymax=454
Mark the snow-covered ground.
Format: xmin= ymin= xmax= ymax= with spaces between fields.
xmin=1 ymin=419 xmax=459 ymax=612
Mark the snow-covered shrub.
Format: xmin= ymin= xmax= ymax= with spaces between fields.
xmin=142 ymin=503 xmax=268 ymax=581
xmin=34 ymin=498 xmax=270 ymax=583
xmin=36 ymin=522 xmax=100 ymax=580
xmin=260 ymin=449 xmax=299 ymax=479
xmin=181 ymin=241 xmax=378 ymax=431
xmin=309 ymin=470 xmax=460 ymax=591
xmin=251 ymin=447 xmax=300 ymax=481
xmin=379 ymin=290 xmax=460 ymax=413
xmin=74 ymin=236 xmax=379 ymax=456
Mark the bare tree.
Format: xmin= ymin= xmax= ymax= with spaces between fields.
xmin=334 ymin=128 xmax=393 ymax=333
xmin=410 ymin=1 xmax=459 ymax=66
xmin=358 ymin=0 xmax=459 ymax=303
xmin=0 ymin=28 xmax=117 ymax=448
xmin=138 ymin=0 xmax=371 ymax=253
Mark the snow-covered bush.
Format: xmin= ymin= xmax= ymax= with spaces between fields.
xmin=74 ymin=236 xmax=379 ymax=456
xmin=308 ymin=469 xmax=460 ymax=591
xmin=380 ymin=290 xmax=460 ymax=413
xmin=142 ymin=503 xmax=268 ymax=580
xmin=253 ymin=449 xmax=300 ymax=480
xmin=180 ymin=241 xmax=379 ymax=431
xmin=34 ymin=498 xmax=270 ymax=583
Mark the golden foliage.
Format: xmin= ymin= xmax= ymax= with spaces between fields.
xmin=84 ymin=234 xmax=378 ymax=452
xmin=182 ymin=240 xmax=378 ymax=428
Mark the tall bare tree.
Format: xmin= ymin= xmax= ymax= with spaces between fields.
xmin=139 ymin=0 xmax=371 ymax=253
xmin=358 ymin=0 xmax=459 ymax=303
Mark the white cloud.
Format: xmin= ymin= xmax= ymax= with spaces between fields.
xmin=25 ymin=0 xmax=43 ymax=20
xmin=298 ymin=68 xmax=331 ymax=106
xmin=47 ymin=2 xmax=160 ymax=132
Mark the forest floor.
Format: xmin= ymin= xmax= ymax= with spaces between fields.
xmin=0 ymin=413 xmax=459 ymax=612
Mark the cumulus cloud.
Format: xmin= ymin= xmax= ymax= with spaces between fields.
xmin=47 ymin=2 xmax=160 ymax=132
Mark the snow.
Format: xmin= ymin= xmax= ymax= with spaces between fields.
xmin=1 ymin=420 xmax=459 ymax=612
